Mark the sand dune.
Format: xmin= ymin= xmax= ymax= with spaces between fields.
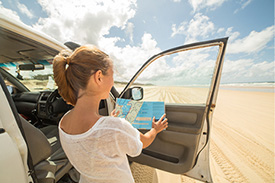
xmin=130 ymin=86 xmax=274 ymax=183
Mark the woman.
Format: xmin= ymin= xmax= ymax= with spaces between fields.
xmin=53 ymin=45 xmax=168 ymax=183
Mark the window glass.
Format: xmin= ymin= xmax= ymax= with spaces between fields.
xmin=0 ymin=59 xmax=56 ymax=92
xmin=133 ymin=46 xmax=219 ymax=104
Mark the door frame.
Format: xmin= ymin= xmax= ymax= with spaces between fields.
xmin=118 ymin=37 xmax=228 ymax=182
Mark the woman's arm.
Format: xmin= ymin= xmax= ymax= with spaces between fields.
xmin=140 ymin=114 xmax=168 ymax=149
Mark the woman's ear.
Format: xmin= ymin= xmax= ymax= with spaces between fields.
xmin=94 ymin=70 xmax=103 ymax=85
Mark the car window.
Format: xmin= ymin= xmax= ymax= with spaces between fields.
xmin=132 ymin=46 xmax=220 ymax=104
xmin=0 ymin=59 xmax=56 ymax=92
xmin=3 ymin=79 xmax=15 ymax=94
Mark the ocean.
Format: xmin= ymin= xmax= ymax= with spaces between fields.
xmin=220 ymin=82 xmax=275 ymax=93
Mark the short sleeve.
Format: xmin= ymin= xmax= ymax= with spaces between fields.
xmin=115 ymin=118 xmax=143 ymax=157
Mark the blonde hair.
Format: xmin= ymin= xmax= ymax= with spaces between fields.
xmin=53 ymin=45 xmax=111 ymax=106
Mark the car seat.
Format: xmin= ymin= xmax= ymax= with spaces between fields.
xmin=20 ymin=115 xmax=76 ymax=183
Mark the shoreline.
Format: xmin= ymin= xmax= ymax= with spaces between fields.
xmin=220 ymin=85 xmax=275 ymax=93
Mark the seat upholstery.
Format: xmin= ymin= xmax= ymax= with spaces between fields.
xmin=40 ymin=126 xmax=60 ymax=154
xmin=20 ymin=116 xmax=52 ymax=166
xmin=20 ymin=115 xmax=72 ymax=183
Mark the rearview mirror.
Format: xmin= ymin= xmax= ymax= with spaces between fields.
xmin=122 ymin=87 xmax=143 ymax=101
xmin=18 ymin=64 xmax=44 ymax=71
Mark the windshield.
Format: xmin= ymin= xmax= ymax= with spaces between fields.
xmin=0 ymin=59 xmax=56 ymax=91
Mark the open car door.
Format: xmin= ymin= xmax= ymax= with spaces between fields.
xmin=118 ymin=37 xmax=228 ymax=182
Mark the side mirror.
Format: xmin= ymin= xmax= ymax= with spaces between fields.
xmin=132 ymin=87 xmax=143 ymax=100
xmin=122 ymin=87 xmax=143 ymax=101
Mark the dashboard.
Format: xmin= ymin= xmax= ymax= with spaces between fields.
xmin=12 ymin=91 xmax=71 ymax=124
xmin=12 ymin=90 xmax=108 ymax=125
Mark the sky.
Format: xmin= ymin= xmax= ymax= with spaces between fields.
xmin=0 ymin=0 xmax=274 ymax=84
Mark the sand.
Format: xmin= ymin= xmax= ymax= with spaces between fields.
xmin=210 ymin=89 xmax=274 ymax=183
xmin=130 ymin=87 xmax=275 ymax=183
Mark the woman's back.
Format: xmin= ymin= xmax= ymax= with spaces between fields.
xmin=59 ymin=116 xmax=143 ymax=183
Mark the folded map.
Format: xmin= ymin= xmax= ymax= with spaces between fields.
xmin=115 ymin=98 xmax=165 ymax=129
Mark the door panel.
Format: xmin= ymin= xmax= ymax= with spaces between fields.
xmin=121 ymin=38 xmax=228 ymax=181
xmin=129 ymin=104 xmax=206 ymax=174
xmin=166 ymin=105 xmax=206 ymax=134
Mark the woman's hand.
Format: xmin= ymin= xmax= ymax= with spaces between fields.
xmin=111 ymin=109 xmax=120 ymax=117
xmin=152 ymin=114 xmax=168 ymax=133
xmin=140 ymin=113 xmax=168 ymax=149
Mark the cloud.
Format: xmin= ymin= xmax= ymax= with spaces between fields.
xmin=188 ymin=0 xmax=227 ymax=12
xmin=98 ymin=33 xmax=162 ymax=82
xmin=172 ymin=0 xmax=181 ymax=3
xmin=225 ymin=27 xmax=240 ymax=41
xmin=234 ymin=0 xmax=252 ymax=14
xmin=241 ymin=0 xmax=252 ymax=9
xmin=221 ymin=59 xmax=275 ymax=83
xmin=171 ymin=14 xmax=274 ymax=55
xmin=167 ymin=47 xmax=219 ymax=85
xmin=0 ymin=1 xmax=21 ymax=21
xmin=171 ymin=13 xmax=214 ymax=43
xmin=217 ymin=27 xmax=224 ymax=33
xmin=106 ymin=39 xmax=221 ymax=86
xmin=133 ymin=48 xmax=217 ymax=86
xmin=125 ymin=22 xmax=134 ymax=43
xmin=17 ymin=2 xmax=34 ymax=18
xmin=171 ymin=21 xmax=187 ymax=38
xmin=33 ymin=0 xmax=137 ymax=45
xmin=30 ymin=0 xmax=168 ymax=83
xmin=227 ymin=25 xmax=275 ymax=54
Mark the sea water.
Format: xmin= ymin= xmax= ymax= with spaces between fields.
xmin=220 ymin=82 xmax=275 ymax=93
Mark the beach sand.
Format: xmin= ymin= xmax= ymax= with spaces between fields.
xmin=131 ymin=88 xmax=275 ymax=183
xmin=209 ymin=89 xmax=274 ymax=183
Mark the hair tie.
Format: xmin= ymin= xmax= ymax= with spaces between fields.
xmin=65 ymin=57 xmax=70 ymax=65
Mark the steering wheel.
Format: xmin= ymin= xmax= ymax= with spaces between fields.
xmin=45 ymin=89 xmax=59 ymax=116
xmin=45 ymin=89 xmax=72 ymax=118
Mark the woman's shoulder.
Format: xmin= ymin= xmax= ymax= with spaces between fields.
xmin=99 ymin=116 xmax=134 ymax=131
xmin=100 ymin=116 xmax=127 ymax=126
xmin=59 ymin=116 xmax=124 ymax=139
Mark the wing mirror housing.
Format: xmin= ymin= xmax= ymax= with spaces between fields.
xmin=122 ymin=87 xmax=143 ymax=101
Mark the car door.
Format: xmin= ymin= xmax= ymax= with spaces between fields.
xmin=117 ymin=37 xmax=228 ymax=182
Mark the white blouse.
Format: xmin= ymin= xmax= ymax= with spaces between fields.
xmin=59 ymin=116 xmax=143 ymax=183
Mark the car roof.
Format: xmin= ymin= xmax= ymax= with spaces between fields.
xmin=0 ymin=13 xmax=66 ymax=64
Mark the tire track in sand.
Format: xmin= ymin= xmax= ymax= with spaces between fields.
xmin=212 ymin=120 xmax=274 ymax=182
xmin=210 ymin=140 xmax=248 ymax=182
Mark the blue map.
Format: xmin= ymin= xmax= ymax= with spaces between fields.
xmin=116 ymin=98 xmax=165 ymax=129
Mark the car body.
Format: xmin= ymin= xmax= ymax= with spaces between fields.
xmin=0 ymin=13 xmax=228 ymax=183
